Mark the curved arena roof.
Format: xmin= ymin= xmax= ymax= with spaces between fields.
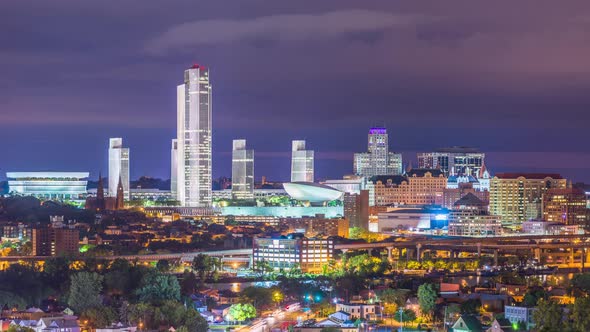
xmin=283 ymin=182 xmax=343 ymax=203
xmin=7 ymin=172 xmax=90 ymax=179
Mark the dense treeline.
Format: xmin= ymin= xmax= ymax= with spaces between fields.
xmin=0 ymin=258 xmax=208 ymax=331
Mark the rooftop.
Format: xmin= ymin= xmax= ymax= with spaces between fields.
xmin=7 ymin=172 xmax=90 ymax=179
xmin=370 ymin=175 xmax=406 ymax=185
xmin=495 ymin=172 xmax=563 ymax=180
xmin=434 ymin=146 xmax=480 ymax=153
xmin=406 ymin=168 xmax=445 ymax=177
xmin=453 ymin=193 xmax=486 ymax=207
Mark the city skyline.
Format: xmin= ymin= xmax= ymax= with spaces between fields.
xmin=1 ymin=1 xmax=590 ymax=183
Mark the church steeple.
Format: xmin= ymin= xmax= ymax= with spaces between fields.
xmin=116 ymin=176 xmax=125 ymax=210
xmin=479 ymin=160 xmax=490 ymax=179
xmin=96 ymin=171 xmax=105 ymax=211
xmin=97 ymin=172 xmax=104 ymax=200
xmin=405 ymin=161 xmax=413 ymax=173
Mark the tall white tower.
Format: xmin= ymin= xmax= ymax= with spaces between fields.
xmin=231 ymin=139 xmax=254 ymax=200
xmin=291 ymin=140 xmax=314 ymax=182
xmin=108 ymin=138 xmax=130 ymax=200
xmin=170 ymin=139 xmax=178 ymax=200
xmin=368 ymin=128 xmax=388 ymax=176
xmin=176 ymin=64 xmax=212 ymax=207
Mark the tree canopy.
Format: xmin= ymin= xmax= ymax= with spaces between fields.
xmin=67 ymin=272 xmax=104 ymax=313
xmin=228 ymin=303 xmax=256 ymax=322
xmin=417 ymin=283 xmax=437 ymax=318
xmin=136 ymin=272 xmax=181 ymax=304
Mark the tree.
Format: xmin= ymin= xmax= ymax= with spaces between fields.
xmin=80 ymin=306 xmax=117 ymax=329
xmin=394 ymin=309 xmax=417 ymax=326
xmin=253 ymin=260 xmax=273 ymax=278
xmin=156 ymin=259 xmax=171 ymax=272
xmin=380 ymin=288 xmax=409 ymax=307
xmin=180 ymin=271 xmax=198 ymax=295
xmin=272 ymin=288 xmax=284 ymax=305
xmin=460 ymin=299 xmax=481 ymax=314
xmin=6 ymin=326 xmax=35 ymax=332
xmin=136 ymin=272 xmax=181 ymax=304
xmin=522 ymin=287 xmax=548 ymax=307
xmin=179 ymin=307 xmax=208 ymax=332
xmin=127 ymin=302 xmax=155 ymax=329
xmin=348 ymin=227 xmax=383 ymax=243
xmin=532 ymin=299 xmax=563 ymax=332
xmin=417 ymin=283 xmax=437 ymax=319
xmin=67 ymin=272 xmax=103 ymax=313
xmin=43 ymin=257 xmax=71 ymax=290
xmin=571 ymin=273 xmax=590 ymax=296
xmin=192 ymin=254 xmax=216 ymax=285
xmin=0 ymin=290 xmax=27 ymax=310
xmin=569 ymin=297 xmax=590 ymax=331
xmin=240 ymin=287 xmax=272 ymax=308
xmin=228 ymin=303 xmax=256 ymax=322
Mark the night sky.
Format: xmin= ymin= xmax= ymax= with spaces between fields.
xmin=2 ymin=1 xmax=590 ymax=182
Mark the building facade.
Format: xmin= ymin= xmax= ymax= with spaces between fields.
xmin=377 ymin=206 xmax=449 ymax=232
xmin=354 ymin=128 xmax=402 ymax=177
xmin=418 ymin=147 xmax=484 ymax=177
xmin=108 ymin=138 xmax=130 ymax=200
xmin=171 ymin=139 xmax=178 ymax=200
xmin=253 ymin=235 xmax=334 ymax=272
xmin=32 ymin=226 xmax=79 ymax=256
xmin=542 ymin=187 xmax=588 ymax=225
xmin=448 ymin=193 xmax=502 ymax=237
xmin=176 ymin=64 xmax=212 ymax=207
xmin=343 ymin=190 xmax=369 ymax=229
xmin=437 ymin=183 xmax=489 ymax=209
xmin=490 ymin=173 xmax=567 ymax=225
xmin=231 ymin=139 xmax=254 ymax=200
xmin=7 ymin=172 xmax=89 ymax=201
xmin=291 ymin=140 xmax=314 ymax=182
xmin=279 ymin=216 xmax=349 ymax=238
xmin=371 ymin=169 xmax=447 ymax=206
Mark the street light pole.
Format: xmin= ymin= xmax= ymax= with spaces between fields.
xmin=398 ymin=307 xmax=404 ymax=332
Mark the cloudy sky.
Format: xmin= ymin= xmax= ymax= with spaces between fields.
xmin=1 ymin=1 xmax=590 ymax=182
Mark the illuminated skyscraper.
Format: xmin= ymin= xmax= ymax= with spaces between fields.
xmin=418 ymin=147 xmax=484 ymax=177
xmin=108 ymin=138 xmax=129 ymax=200
xmin=231 ymin=139 xmax=254 ymax=200
xmin=490 ymin=173 xmax=567 ymax=224
xmin=354 ymin=128 xmax=402 ymax=177
xmin=170 ymin=139 xmax=178 ymax=199
xmin=176 ymin=64 xmax=212 ymax=207
xmin=542 ymin=187 xmax=588 ymax=225
xmin=291 ymin=140 xmax=314 ymax=182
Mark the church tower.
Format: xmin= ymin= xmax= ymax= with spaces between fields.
xmin=96 ymin=172 xmax=106 ymax=211
xmin=116 ymin=176 xmax=125 ymax=210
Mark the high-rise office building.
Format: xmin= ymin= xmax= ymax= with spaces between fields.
xmin=354 ymin=128 xmax=402 ymax=177
xmin=231 ymin=139 xmax=254 ymax=200
xmin=490 ymin=173 xmax=567 ymax=225
xmin=542 ymin=187 xmax=589 ymax=225
xmin=108 ymin=138 xmax=130 ymax=200
xmin=170 ymin=139 xmax=178 ymax=199
xmin=291 ymin=140 xmax=314 ymax=182
xmin=417 ymin=147 xmax=484 ymax=177
xmin=176 ymin=64 xmax=212 ymax=207
xmin=344 ymin=190 xmax=370 ymax=229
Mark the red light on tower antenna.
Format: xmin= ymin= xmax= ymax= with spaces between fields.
xmin=190 ymin=63 xmax=207 ymax=70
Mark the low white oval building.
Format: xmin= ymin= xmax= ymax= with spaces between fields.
xmin=282 ymin=182 xmax=343 ymax=203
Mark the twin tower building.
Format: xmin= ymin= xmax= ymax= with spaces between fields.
xmin=170 ymin=64 xmax=314 ymax=207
